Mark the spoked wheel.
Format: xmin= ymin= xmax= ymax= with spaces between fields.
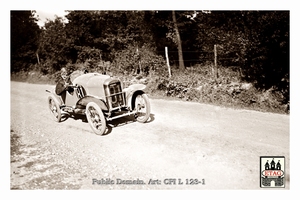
xmin=134 ymin=93 xmax=151 ymax=123
xmin=85 ymin=102 xmax=107 ymax=135
xmin=48 ymin=96 xmax=62 ymax=122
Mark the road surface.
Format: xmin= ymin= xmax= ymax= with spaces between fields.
xmin=10 ymin=81 xmax=290 ymax=189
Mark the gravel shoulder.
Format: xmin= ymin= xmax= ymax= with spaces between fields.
xmin=10 ymin=81 xmax=290 ymax=190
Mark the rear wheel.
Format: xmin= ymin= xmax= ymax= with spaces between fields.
xmin=134 ymin=93 xmax=151 ymax=123
xmin=48 ymin=96 xmax=62 ymax=122
xmin=86 ymin=102 xmax=107 ymax=135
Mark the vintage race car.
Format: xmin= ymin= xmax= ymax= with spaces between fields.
xmin=46 ymin=71 xmax=151 ymax=135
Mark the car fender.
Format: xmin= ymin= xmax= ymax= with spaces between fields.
xmin=124 ymin=84 xmax=146 ymax=110
xmin=46 ymin=89 xmax=64 ymax=106
xmin=76 ymin=95 xmax=108 ymax=112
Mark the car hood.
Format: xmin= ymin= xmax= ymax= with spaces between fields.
xmin=73 ymin=73 xmax=111 ymax=87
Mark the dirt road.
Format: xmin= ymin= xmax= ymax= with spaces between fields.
xmin=10 ymin=81 xmax=290 ymax=189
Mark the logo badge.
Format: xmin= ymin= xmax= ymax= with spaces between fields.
xmin=260 ymin=156 xmax=285 ymax=188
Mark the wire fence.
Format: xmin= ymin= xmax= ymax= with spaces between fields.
xmin=157 ymin=47 xmax=241 ymax=67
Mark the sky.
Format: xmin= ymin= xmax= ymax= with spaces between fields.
xmin=34 ymin=10 xmax=69 ymax=27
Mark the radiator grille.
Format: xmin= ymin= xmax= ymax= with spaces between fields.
xmin=108 ymin=82 xmax=124 ymax=108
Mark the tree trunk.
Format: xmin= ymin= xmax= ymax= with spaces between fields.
xmin=172 ymin=11 xmax=185 ymax=71
xmin=36 ymin=52 xmax=40 ymax=65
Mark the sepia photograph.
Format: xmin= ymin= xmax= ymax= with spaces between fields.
xmin=6 ymin=0 xmax=298 ymax=198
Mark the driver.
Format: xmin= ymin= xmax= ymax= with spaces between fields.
xmin=55 ymin=67 xmax=74 ymax=103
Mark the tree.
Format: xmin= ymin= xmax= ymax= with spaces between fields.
xmin=38 ymin=17 xmax=70 ymax=73
xmin=145 ymin=11 xmax=187 ymax=69
xmin=11 ymin=10 xmax=41 ymax=72
xmin=172 ymin=11 xmax=185 ymax=70
xmin=65 ymin=11 xmax=129 ymax=62
xmin=64 ymin=11 xmax=161 ymax=74
xmin=30 ymin=10 xmax=289 ymax=102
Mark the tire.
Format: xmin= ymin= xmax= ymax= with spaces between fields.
xmin=48 ymin=96 xmax=62 ymax=122
xmin=86 ymin=102 xmax=107 ymax=135
xmin=134 ymin=93 xmax=151 ymax=123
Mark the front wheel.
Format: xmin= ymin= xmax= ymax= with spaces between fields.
xmin=48 ymin=96 xmax=62 ymax=122
xmin=134 ymin=93 xmax=151 ymax=123
xmin=86 ymin=102 xmax=107 ymax=135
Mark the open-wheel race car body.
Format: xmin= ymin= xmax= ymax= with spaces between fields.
xmin=46 ymin=72 xmax=151 ymax=135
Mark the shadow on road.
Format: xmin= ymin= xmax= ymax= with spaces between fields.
xmin=57 ymin=112 xmax=155 ymax=136
xmin=103 ymin=113 xmax=155 ymax=136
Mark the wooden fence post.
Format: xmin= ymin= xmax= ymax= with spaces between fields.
xmin=36 ymin=52 xmax=40 ymax=65
xmin=165 ymin=46 xmax=171 ymax=78
xmin=136 ymin=47 xmax=142 ymax=74
xmin=214 ymin=44 xmax=219 ymax=79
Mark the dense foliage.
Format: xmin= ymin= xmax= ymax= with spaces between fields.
xmin=10 ymin=10 xmax=290 ymax=113
xmin=11 ymin=11 xmax=41 ymax=72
